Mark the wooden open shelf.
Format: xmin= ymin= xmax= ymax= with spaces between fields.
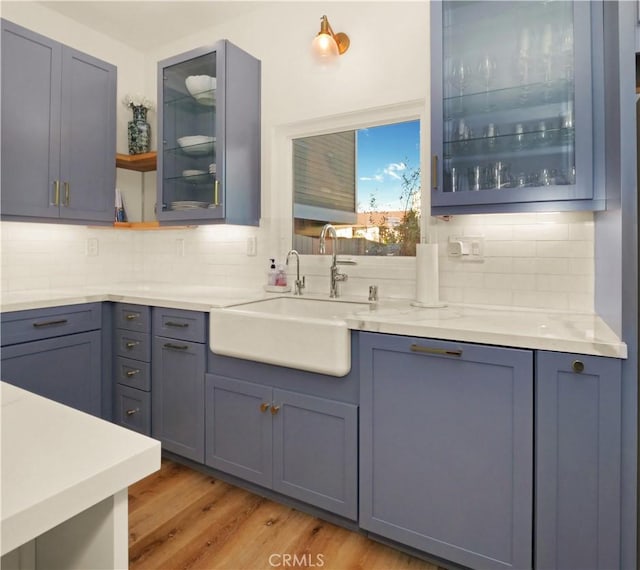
xmin=116 ymin=152 xmax=157 ymax=172
xmin=111 ymin=221 xmax=194 ymax=230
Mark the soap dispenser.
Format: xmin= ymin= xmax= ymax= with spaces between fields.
xmin=268 ymin=259 xmax=277 ymax=286
xmin=275 ymin=264 xmax=287 ymax=287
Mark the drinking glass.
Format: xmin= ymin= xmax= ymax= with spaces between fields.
xmin=449 ymin=58 xmax=470 ymax=97
xmin=477 ymin=54 xmax=496 ymax=92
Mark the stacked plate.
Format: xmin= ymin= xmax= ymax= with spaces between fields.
xmin=177 ymin=136 xmax=215 ymax=155
xmin=171 ymin=201 xmax=209 ymax=211
xmin=182 ymin=169 xmax=209 ymax=182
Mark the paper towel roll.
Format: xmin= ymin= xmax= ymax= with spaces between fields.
xmin=411 ymin=243 xmax=446 ymax=308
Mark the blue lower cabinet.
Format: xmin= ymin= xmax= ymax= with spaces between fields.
xmin=535 ymin=351 xmax=622 ymax=570
xmin=1 ymin=330 xmax=102 ymax=416
xmin=152 ymin=336 xmax=205 ymax=462
xmin=359 ymin=332 xmax=533 ymax=570
xmin=205 ymin=374 xmax=273 ymax=487
xmin=205 ymin=373 xmax=358 ymax=520
xmin=272 ymin=389 xmax=358 ymax=520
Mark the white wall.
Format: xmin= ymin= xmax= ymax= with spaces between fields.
xmin=0 ymin=1 xmax=595 ymax=312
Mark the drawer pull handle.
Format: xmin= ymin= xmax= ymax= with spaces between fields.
xmin=126 ymin=369 xmax=141 ymax=377
xmin=32 ymin=318 xmax=68 ymax=328
xmin=572 ymin=360 xmax=585 ymax=373
xmin=260 ymin=402 xmax=270 ymax=413
xmin=125 ymin=314 xmax=139 ymax=321
xmin=165 ymin=321 xmax=189 ymax=328
xmin=126 ymin=408 xmax=140 ymax=416
xmin=125 ymin=341 xmax=139 ymax=349
xmin=164 ymin=343 xmax=189 ymax=351
xmin=63 ymin=181 xmax=70 ymax=206
xmin=270 ymin=405 xmax=281 ymax=416
xmin=410 ymin=344 xmax=463 ymax=357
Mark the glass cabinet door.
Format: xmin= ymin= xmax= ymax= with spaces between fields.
xmin=431 ymin=1 xmax=602 ymax=214
xmin=158 ymin=47 xmax=223 ymax=221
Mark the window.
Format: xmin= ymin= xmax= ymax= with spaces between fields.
xmin=292 ymin=119 xmax=421 ymax=256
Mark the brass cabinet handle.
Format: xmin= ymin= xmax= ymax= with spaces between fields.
xmin=126 ymin=408 xmax=139 ymax=416
xmin=572 ymin=360 xmax=585 ymax=373
xmin=33 ymin=318 xmax=68 ymax=328
xmin=63 ymin=182 xmax=70 ymax=206
xmin=165 ymin=321 xmax=188 ymax=328
xmin=125 ymin=313 xmax=139 ymax=321
xmin=213 ymin=180 xmax=220 ymax=206
xmin=53 ymin=180 xmax=60 ymax=206
xmin=164 ymin=342 xmax=189 ymax=351
xmin=410 ymin=344 xmax=463 ymax=357
xmin=431 ymin=155 xmax=438 ymax=190
xmin=270 ymin=405 xmax=281 ymax=416
xmin=260 ymin=402 xmax=270 ymax=413
xmin=125 ymin=341 xmax=139 ymax=349
xmin=126 ymin=369 xmax=141 ymax=377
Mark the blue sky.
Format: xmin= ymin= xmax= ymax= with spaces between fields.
xmin=356 ymin=120 xmax=420 ymax=213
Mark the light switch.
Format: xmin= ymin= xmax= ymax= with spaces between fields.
xmin=86 ymin=238 xmax=99 ymax=256
xmin=246 ymin=236 xmax=257 ymax=256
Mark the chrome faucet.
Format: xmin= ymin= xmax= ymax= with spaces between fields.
xmin=319 ymin=223 xmax=348 ymax=298
xmin=286 ymin=249 xmax=305 ymax=295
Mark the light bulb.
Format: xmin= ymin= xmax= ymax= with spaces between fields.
xmin=312 ymin=32 xmax=339 ymax=59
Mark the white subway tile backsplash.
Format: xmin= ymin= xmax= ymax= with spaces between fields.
xmin=1 ymin=210 xmax=595 ymax=313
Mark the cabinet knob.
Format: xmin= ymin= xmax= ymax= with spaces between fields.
xmin=126 ymin=408 xmax=139 ymax=416
xmin=270 ymin=405 xmax=281 ymax=416
xmin=572 ymin=360 xmax=585 ymax=373
xmin=260 ymin=402 xmax=270 ymax=413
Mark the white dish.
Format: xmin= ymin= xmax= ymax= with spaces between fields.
xmin=181 ymin=169 xmax=209 ymax=182
xmin=185 ymin=76 xmax=216 ymax=106
xmin=177 ymin=136 xmax=215 ymax=155
xmin=193 ymin=91 xmax=216 ymax=106
xmin=171 ymin=200 xmax=209 ymax=211
xmin=185 ymin=75 xmax=216 ymax=96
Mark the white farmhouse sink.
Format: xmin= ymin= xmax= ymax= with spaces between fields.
xmin=209 ymin=297 xmax=369 ymax=376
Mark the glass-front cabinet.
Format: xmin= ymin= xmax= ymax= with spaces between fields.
xmin=430 ymin=1 xmax=604 ymax=214
xmin=157 ymin=41 xmax=260 ymax=225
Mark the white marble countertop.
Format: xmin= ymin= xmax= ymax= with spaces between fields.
xmin=0 ymin=284 xmax=627 ymax=359
xmin=1 ymin=382 xmax=161 ymax=555
xmin=346 ymin=300 xmax=627 ymax=359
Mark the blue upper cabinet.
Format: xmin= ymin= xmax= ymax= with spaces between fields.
xmin=430 ymin=1 xmax=605 ymax=214
xmin=1 ymin=19 xmax=116 ymax=223
xmin=157 ymin=40 xmax=260 ymax=225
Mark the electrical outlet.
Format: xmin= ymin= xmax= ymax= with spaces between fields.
xmin=447 ymin=235 xmax=484 ymax=261
xmin=246 ymin=236 xmax=257 ymax=256
xmin=86 ymin=238 xmax=99 ymax=256
xmin=176 ymin=238 xmax=185 ymax=257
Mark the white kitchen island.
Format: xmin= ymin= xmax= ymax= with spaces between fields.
xmin=1 ymin=382 xmax=160 ymax=569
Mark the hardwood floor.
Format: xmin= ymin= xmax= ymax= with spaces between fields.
xmin=129 ymin=459 xmax=442 ymax=570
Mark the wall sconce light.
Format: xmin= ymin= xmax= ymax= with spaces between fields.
xmin=311 ymin=15 xmax=350 ymax=59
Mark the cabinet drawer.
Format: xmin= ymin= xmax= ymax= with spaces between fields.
xmin=114 ymin=330 xmax=151 ymax=362
xmin=113 ymin=303 xmax=150 ymax=332
xmin=115 ymin=356 xmax=151 ymax=391
xmin=153 ymin=308 xmax=205 ymax=343
xmin=1 ymin=303 xmax=101 ymax=346
xmin=114 ymin=384 xmax=151 ymax=436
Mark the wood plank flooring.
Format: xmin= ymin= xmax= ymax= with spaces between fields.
xmin=129 ymin=459 xmax=442 ymax=570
